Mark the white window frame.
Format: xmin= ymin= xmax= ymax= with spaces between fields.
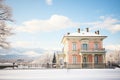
xmin=72 ymin=56 xmax=77 ymax=64
xmin=94 ymin=43 xmax=99 ymax=50
xmin=95 ymin=55 xmax=99 ymax=64
xmin=82 ymin=43 xmax=88 ymax=50
xmin=72 ymin=43 xmax=76 ymax=51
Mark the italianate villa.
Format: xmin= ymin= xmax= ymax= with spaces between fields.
xmin=61 ymin=28 xmax=107 ymax=68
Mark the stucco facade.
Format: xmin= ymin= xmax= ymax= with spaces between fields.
xmin=62 ymin=28 xmax=107 ymax=68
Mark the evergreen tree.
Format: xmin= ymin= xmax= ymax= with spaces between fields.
xmin=52 ymin=53 xmax=56 ymax=64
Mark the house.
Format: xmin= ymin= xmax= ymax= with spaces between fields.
xmin=62 ymin=28 xmax=107 ymax=68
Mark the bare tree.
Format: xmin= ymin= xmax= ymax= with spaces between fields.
xmin=114 ymin=50 xmax=120 ymax=64
xmin=106 ymin=50 xmax=120 ymax=64
xmin=0 ymin=0 xmax=13 ymax=49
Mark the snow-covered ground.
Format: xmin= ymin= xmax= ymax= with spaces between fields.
xmin=0 ymin=69 xmax=120 ymax=80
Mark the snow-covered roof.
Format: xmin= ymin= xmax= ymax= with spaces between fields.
xmin=64 ymin=31 xmax=104 ymax=37
xmin=62 ymin=29 xmax=107 ymax=43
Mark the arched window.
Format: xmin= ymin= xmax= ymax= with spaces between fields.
xmin=95 ymin=55 xmax=98 ymax=64
xmin=83 ymin=57 xmax=87 ymax=63
xmin=72 ymin=55 xmax=77 ymax=64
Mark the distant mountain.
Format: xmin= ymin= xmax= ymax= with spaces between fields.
xmin=0 ymin=48 xmax=60 ymax=63
xmin=0 ymin=48 xmax=45 ymax=55
xmin=0 ymin=48 xmax=46 ymax=62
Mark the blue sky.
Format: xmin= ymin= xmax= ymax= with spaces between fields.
xmin=5 ymin=0 xmax=120 ymax=51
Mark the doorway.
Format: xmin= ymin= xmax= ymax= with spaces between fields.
xmin=83 ymin=56 xmax=87 ymax=68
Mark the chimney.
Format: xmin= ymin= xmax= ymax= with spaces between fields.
xmin=95 ymin=31 xmax=97 ymax=34
xmin=97 ymin=30 xmax=99 ymax=35
xmin=86 ymin=28 xmax=89 ymax=32
xmin=67 ymin=32 xmax=70 ymax=35
xmin=95 ymin=30 xmax=100 ymax=35
xmin=78 ymin=28 xmax=80 ymax=33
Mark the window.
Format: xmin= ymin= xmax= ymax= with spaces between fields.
xmin=72 ymin=43 xmax=76 ymax=51
xmin=95 ymin=55 xmax=98 ymax=64
xmin=83 ymin=57 xmax=87 ymax=63
xmin=94 ymin=43 xmax=99 ymax=50
xmin=82 ymin=44 xmax=88 ymax=50
xmin=72 ymin=56 xmax=77 ymax=64
xmin=59 ymin=58 xmax=64 ymax=65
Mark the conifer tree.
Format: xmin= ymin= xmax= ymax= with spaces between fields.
xmin=52 ymin=53 xmax=56 ymax=64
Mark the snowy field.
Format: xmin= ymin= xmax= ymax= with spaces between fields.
xmin=0 ymin=69 xmax=120 ymax=80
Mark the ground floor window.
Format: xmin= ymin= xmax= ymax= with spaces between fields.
xmin=59 ymin=58 xmax=64 ymax=65
xmin=72 ymin=56 xmax=77 ymax=64
xmin=95 ymin=55 xmax=99 ymax=64
xmin=83 ymin=57 xmax=87 ymax=63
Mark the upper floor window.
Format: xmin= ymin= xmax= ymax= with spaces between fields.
xmin=72 ymin=56 xmax=77 ymax=64
xmin=72 ymin=43 xmax=76 ymax=51
xmin=82 ymin=43 xmax=88 ymax=50
xmin=94 ymin=43 xmax=99 ymax=50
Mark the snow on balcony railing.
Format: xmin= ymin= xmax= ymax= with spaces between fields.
xmin=80 ymin=48 xmax=106 ymax=53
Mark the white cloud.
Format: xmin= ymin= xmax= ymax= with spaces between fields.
xmin=99 ymin=16 xmax=105 ymax=19
xmin=15 ymin=15 xmax=120 ymax=33
xmin=11 ymin=41 xmax=44 ymax=49
xmin=22 ymin=51 xmax=41 ymax=57
xmin=11 ymin=41 xmax=32 ymax=48
xmin=82 ymin=16 xmax=120 ymax=33
xmin=11 ymin=41 xmax=61 ymax=50
xmin=105 ymin=44 xmax=120 ymax=51
xmin=108 ymin=24 xmax=120 ymax=33
xmin=45 ymin=0 xmax=53 ymax=5
xmin=16 ymin=14 xmax=79 ymax=33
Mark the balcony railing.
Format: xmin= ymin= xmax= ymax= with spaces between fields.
xmin=80 ymin=48 xmax=106 ymax=53
xmin=68 ymin=48 xmax=106 ymax=54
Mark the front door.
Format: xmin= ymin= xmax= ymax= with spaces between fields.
xmin=83 ymin=57 xmax=87 ymax=63
xmin=83 ymin=56 xmax=87 ymax=68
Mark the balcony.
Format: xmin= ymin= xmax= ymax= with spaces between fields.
xmin=80 ymin=48 xmax=106 ymax=53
